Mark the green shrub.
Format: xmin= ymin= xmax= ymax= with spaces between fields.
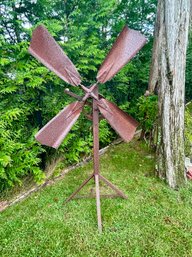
xmin=185 ymin=102 xmax=192 ymax=158
xmin=133 ymin=95 xmax=158 ymax=134
xmin=0 ymin=108 xmax=45 ymax=191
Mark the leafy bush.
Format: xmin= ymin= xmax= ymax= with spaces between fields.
xmin=0 ymin=108 xmax=45 ymax=191
xmin=132 ymin=95 xmax=158 ymax=134
xmin=185 ymin=102 xmax=192 ymax=158
xmin=186 ymin=32 xmax=192 ymax=102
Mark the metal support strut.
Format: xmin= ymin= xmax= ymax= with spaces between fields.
xmin=92 ymin=86 xmax=102 ymax=232
xmin=64 ymin=85 xmax=127 ymax=232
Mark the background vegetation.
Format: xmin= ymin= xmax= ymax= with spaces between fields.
xmin=0 ymin=0 xmax=191 ymax=191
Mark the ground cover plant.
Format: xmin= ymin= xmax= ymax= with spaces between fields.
xmin=1 ymin=140 xmax=192 ymax=257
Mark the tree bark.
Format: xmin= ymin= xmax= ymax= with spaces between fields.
xmin=151 ymin=0 xmax=191 ymax=188
xmin=148 ymin=1 xmax=161 ymax=93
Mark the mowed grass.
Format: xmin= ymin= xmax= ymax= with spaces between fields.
xmin=1 ymin=140 xmax=192 ymax=257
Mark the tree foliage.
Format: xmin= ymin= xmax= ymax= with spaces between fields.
xmin=1 ymin=0 xmax=191 ymax=190
xmin=185 ymin=102 xmax=192 ymax=158
xmin=186 ymin=32 xmax=192 ymax=102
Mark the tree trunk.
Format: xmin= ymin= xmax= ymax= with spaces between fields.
xmin=150 ymin=0 xmax=191 ymax=188
xmin=148 ymin=1 xmax=161 ymax=93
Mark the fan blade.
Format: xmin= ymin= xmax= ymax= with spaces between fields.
xmin=97 ymin=26 xmax=147 ymax=83
xmin=29 ymin=25 xmax=81 ymax=86
xmin=97 ymin=98 xmax=138 ymax=142
xmin=35 ymin=101 xmax=84 ymax=148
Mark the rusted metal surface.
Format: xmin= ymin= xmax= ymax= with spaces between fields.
xmin=29 ymin=24 xmax=146 ymax=232
xmin=93 ymin=86 xmax=99 ymax=175
xmin=98 ymin=98 xmax=139 ymax=142
xmin=29 ymin=25 xmax=81 ymax=86
xmin=97 ymin=26 xmax=147 ymax=83
xmin=73 ymin=194 xmax=124 ymax=199
xmin=64 ymin=89 xmax=82 ymax=101
xmin=92 ymin=86 xmax=102 ymax=232
xmin=35 ymin=101 xmax=84 ymax=148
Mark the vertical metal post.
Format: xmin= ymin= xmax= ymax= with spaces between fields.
xmin=93 ymin=86 xmax=99 ymax=175
xmin=93 ymin=85 xmax=102 ymax=233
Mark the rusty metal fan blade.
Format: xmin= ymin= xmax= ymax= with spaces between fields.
xmin=35 ymin=101 xmax=84 ymax=149
xmin=29 ymin=25 xmax=81 ymax=86
xmin=97 ymin=26 xmax=147 ymax=83
xmin=97 ymin=98 xmax=138 ymax=142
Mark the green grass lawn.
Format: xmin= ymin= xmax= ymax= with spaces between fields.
xmin=1 ymin=141 xmax=192 ymax=257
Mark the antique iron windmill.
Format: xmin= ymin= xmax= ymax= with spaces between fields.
xmin=29 ymin=25 xmax=146 ymax=232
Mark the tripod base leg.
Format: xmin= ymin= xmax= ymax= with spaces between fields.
xmin=64 ymin=172 xmax=127 ymax=233
xmin=99 ymin=174 xmax=127 ymax=199
xmin=64 ymin=173 xmax=94 ymax=204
